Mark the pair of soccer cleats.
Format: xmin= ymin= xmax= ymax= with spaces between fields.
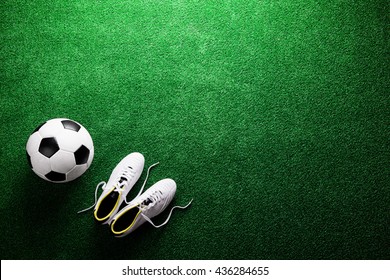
xmin=78 ymin=152 xmax=192 ymax=237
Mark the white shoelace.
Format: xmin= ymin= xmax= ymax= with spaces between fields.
xmin=139 ymin=196 xmax=193 ymax=228
xmin=77 ymin=162 xmax=159 ymax=214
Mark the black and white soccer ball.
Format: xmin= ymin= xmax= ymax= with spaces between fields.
xmin=26 ymin=118 xmax=94 ymax=183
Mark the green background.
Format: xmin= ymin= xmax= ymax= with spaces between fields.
xmin=1 ymin=0 xmax=389 ymax=259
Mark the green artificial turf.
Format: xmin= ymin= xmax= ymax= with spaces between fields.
xmin=0 ymin=0 xmax=389 ymax=259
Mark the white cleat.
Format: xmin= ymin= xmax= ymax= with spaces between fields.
xmin=92 ymin=152 xmax=145 ymax=224
xmin=110 ymin=178 xmax=192 ymax=237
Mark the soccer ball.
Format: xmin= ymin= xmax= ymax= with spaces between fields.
xmin=26 ymin=118 xmax=94 ymax=183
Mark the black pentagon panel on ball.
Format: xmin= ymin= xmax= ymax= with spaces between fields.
xmin=61 ymin=120 xmax=81 ymax=132
xmin=45 ymin=171 xmax=66 ymax=182
xmin=33 ymin=122 xmax=46 ymax=133
xmin=26 ymin=152 xmax=33 ymax=169
xmin=74 ymin=145 xmax=90 ymax=165
xmin=39 ymin=137 xmax=60 ymax=158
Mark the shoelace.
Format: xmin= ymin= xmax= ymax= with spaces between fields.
xmin=139 ymin=190 xmax=164 ymax=208
xmin=114 ymin=167 xmax=136 ymax=192
xmin=139 ymin=192 xmax=193 ymax=228
xmin=77 ymin=162 xmax=159 ymax=214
